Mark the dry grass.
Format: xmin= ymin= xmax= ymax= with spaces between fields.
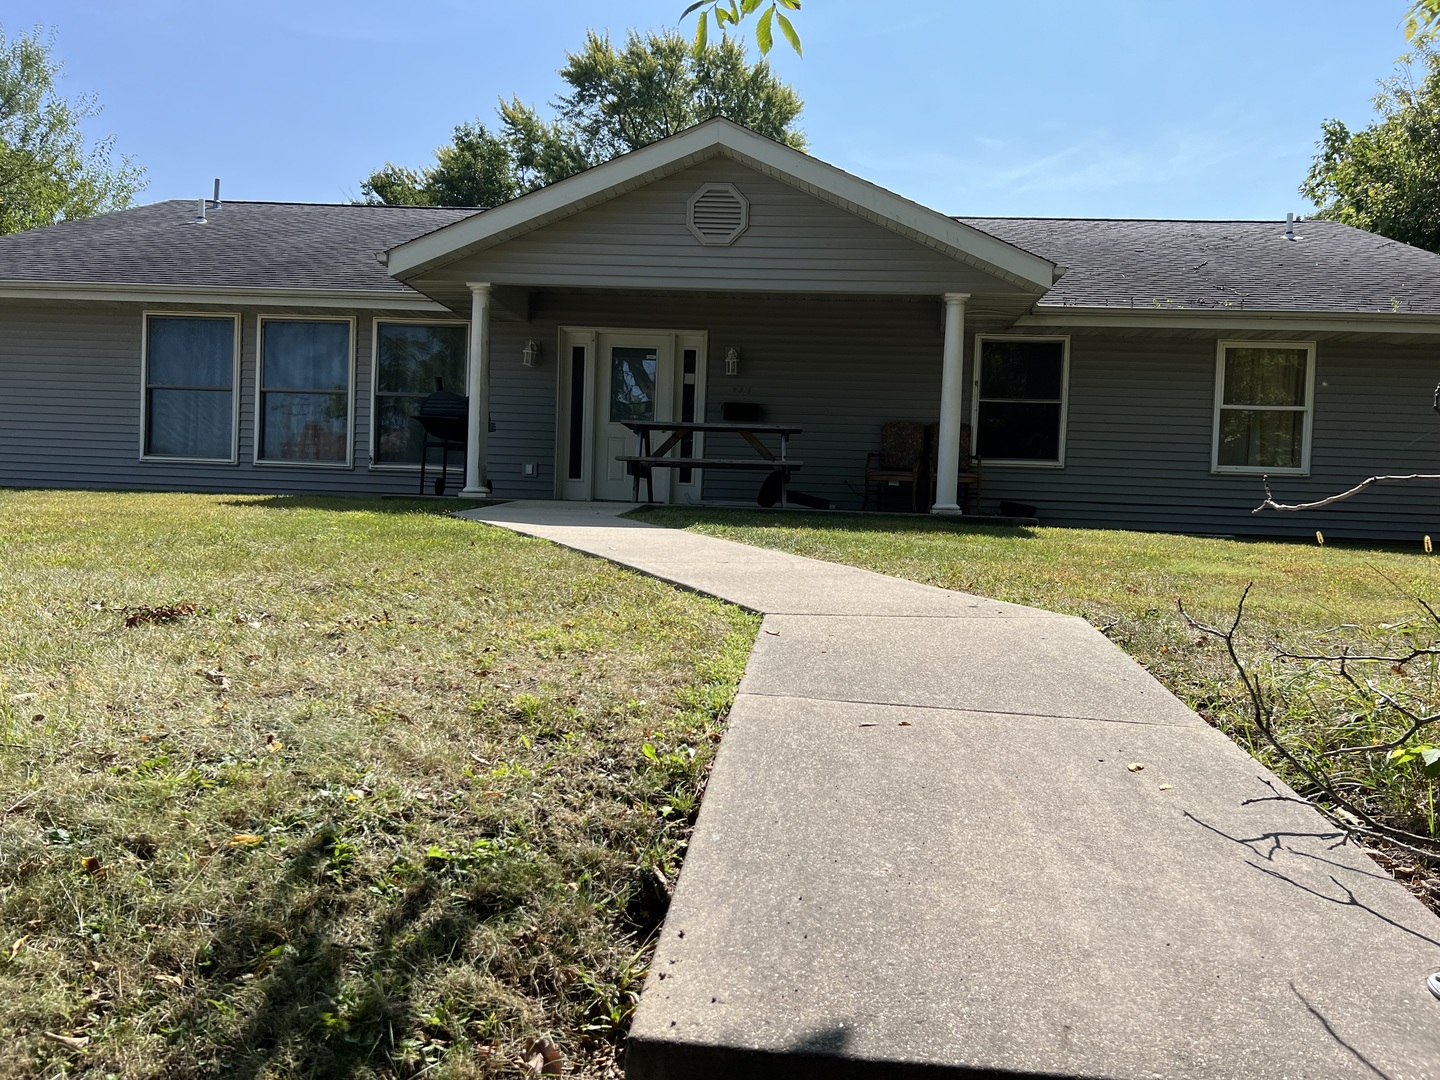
xmin=0 ymin=491 xmax=757 ymax=1078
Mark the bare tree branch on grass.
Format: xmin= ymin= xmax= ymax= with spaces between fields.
xmin=1178 ymin=585 xmax=1440 ymax=865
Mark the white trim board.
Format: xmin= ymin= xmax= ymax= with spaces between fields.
xmin=138 ymin=310 xmax=242 ymax=465
xmin=366 ymin=316 xmax=470 ymax=472
xmin=1211 ymin=339 xmax=1316 ymax=477
xmin=253 ymin=314 xmax=358 ymax=469
xmin=970 ymin=334 xmax=1071 ymax=469
xmin=385 ymin=118 xmax=1058 ymax=293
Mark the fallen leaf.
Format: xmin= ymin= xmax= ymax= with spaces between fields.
xmin=1126 ymin=762 xmax=1145 ymax=772
xmin=763 ymin=629 xmax=780 ymax=636
xmin=79 ymin=856 xmax=103 ymax=875
xmin=7 ymin=936 xmax=28 ymax=961
xmin=124 ymin=603 xmax=196 ymax=628
xmin=153 ymin=972 xmax=183 ymax=987
xmin=858 ymin=722 xmax=877 ymax=728
xmin=200 ymin=669 xmax=230 ymax=691
xmin=264 ymin=733 xmax=283 ymax=754
xmin=227 ymin=833 xmax=264 ymax=847
xmin=42 ymin=1032 xmax=89 ymax=1050
xmin=897 ymin=720 xmax=912 ymax=727
xmin=524 ymin=1037 xmax=563 ymax=1075
xmin=9 ymin=692 xmax=36 ymax=703
xmin=1158 ymin=784 xmax=1173 ymax=791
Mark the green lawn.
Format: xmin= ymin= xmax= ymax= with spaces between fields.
xmin=633 ymin=507 xmax=1440 ymax=880
xmin=0 ymin=492 xmax=757 ymax=1079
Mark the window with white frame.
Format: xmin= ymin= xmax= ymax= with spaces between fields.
xmin=372 ymin=322 xmax=468 ymax=466
xmin=1213 ymin=342 xmax=1314 ymax=473
xmin=143 ymin=314 xmax=238 ymax=461
xmin=973 ymin=337 xmax=1068 ymax=465
xmin=258 ymin=318 xmax=353 ymax=464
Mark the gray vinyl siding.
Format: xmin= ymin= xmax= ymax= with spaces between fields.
xmin=973 ymin=329 xmax=1440 ymax=540
xmin=0 ymin=299 xmax=554 ymax=498
xmin=8 ymin=295 xmax=1440 ymax=543
xmin=410 ymin=158 xmax=1024 ymax=299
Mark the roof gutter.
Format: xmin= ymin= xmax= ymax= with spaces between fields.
xmin=1014 ymin=306 xmax=1440 ymax=335
xmin=0 ymin=280 xmax=450 ymax=312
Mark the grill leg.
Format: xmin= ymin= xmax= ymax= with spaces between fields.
xmin=419 ymin=436 xmax=430 ymax=495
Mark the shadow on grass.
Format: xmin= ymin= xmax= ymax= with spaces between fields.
xmin=218 ymin=495 xmax=501 ymax=516
xmin=630 ymin=505 xmax=1039 ymax=541
xmin=162 ymin=830 xmax=565 ymax=1078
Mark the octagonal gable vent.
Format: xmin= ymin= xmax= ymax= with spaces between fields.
xmin=687 ymin=182 xmax=749 ymax=246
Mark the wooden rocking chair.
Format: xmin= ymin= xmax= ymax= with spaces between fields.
xmin=862 ymin=421 xmax=928 ymax=511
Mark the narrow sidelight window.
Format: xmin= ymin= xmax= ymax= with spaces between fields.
xmin=373 ymin=322 xmax=468 ymax=465
xmin=258 ymin=318 xmax=353 ymax=464
xmin=1213 ymin=342 xmax=1315 ymax=474
xmin=568 ymin=345 xmax=586 ymax=481
xmin=973 ymin=337 xmax=1069 ymax=465
xmin=143 ymin=314 xmax=238 ymax=461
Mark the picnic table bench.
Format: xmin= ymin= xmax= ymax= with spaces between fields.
xmin=618 ymin=420 xmax=804 ymax=507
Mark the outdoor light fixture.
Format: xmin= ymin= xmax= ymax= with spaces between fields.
xmin=522 ymin=339 xmax=540 ymax=368
xmin=724 ymin=347 xmax=740 ymax=376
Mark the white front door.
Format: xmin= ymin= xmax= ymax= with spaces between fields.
xmin=593 ymin=331 xmax=675 ymax=502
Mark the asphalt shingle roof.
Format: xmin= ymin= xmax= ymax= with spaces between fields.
xmin=959 ymin=216 xmax=1440 ymax=316
xmin=4 ymin=198 xmax=1440 ymax=317
xmin=0 ymin=199 xmax=479 ymax=293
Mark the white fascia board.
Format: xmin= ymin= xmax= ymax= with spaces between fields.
xmin=1015 ymin=306 xmax=1440 ymax=335
xmin=0 ymin=280 xmax=449 ymax=311
xmin=385 ymin=118 xmax=1058 ymax=292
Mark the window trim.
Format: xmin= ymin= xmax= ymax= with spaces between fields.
xmin=1211 ymin=339 xmax=1316 ymax=476
xmin=138 ymin=310 xmax=241 ymax=465
xmin=367 ymin=317 xmax=470 ymax=471
xmin=253 ymin=314 xmax=357 ymax=469
xmin=969 ymin=333 xmax=1071 ymax=468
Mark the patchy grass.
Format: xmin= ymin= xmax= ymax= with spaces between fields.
xmin=0 ymin=492 xmax=757 ymax=1079
xmin=633 ymin=508 xmax=1440 ymax=896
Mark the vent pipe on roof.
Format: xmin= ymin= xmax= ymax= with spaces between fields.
xmin=212 ymin=178 xmax=221 ymax=208
xmin=195 ymin=198 xmax=207 ymax=225
xmin=1284 ymin=212 xmax=1296 ymax=241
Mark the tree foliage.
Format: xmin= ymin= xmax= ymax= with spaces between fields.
xmin=0 ymin=25 xmax=145 ymax=235
xmin=1408 ymin=0 xmax=1440 ymax=41
xmin=1300 ymin=46 xmax=1440 ymax=253
xmin=360 ymin=29 xmax=804 ymax=208
xmin=681 ymin=0 xmax=802 ymax=57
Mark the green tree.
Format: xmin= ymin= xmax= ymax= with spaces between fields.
xmin=0 ymin=25 xmax=145 ymax=235
xmin=1300 ymin=46 xmax=1440 ymax=253
xmin=361 ymin=29 xmax=803 ymax=208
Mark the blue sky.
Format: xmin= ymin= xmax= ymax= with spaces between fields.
xmin=4 ymin=1 xmax=1418 ymax=220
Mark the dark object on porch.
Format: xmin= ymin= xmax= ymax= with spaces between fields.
xmin=757 ymin=469 xmax=830 ymax=509
xmin=999 ymin=499 xmax=1038 ymax=518
xmin=929 ymin=421 xmax=983 ymax=513
xmin=414 ymin=378 xmax=468 ymax=496
xmin=721 ymin=401 xmax=764 ymax=423
xmin=863 ymin=421 xmax=928 ymax=511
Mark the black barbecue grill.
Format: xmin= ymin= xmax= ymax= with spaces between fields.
xmin=414 ymin=379 xmax=468 ymax=496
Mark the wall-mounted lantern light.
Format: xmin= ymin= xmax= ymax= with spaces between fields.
xmin=522 ymin=339 xmax=540 ymax=368
xmin=724 ymin=347 xmax=740 ymax=376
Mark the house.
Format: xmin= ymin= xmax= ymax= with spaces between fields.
xmin=3 ymin=117 xmax=1439 ymax=539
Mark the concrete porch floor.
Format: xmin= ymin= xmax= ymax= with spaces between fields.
xmin=458 ymin=500 xmax=1440 ymax=1079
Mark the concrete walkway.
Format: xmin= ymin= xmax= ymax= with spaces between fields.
xmin=459 ymin=501 xmax=1440 ymax=1079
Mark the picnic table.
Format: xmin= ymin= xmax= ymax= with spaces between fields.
xmin=617 ymin=420 xmax=804 ymax=507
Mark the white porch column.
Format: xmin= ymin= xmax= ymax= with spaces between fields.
xmin=932 ymin=292 xmax=970 ymax=515
xmin=462 ymin=281 xmax=492 ymax=496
